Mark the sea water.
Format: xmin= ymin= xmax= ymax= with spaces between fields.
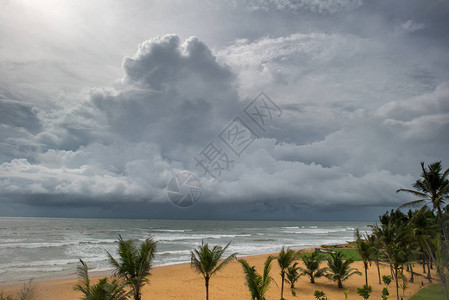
xmin=0 ymin=217 xmax=372 ymax=283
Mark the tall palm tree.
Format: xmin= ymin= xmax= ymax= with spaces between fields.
xmin=190 ymin=241 xmax=237 ymax=300
xmin=384 ymin=239 xmax=415 ymax=300
xmin=285 ymin=262 xmax=301 ymax=288
xmin=326 ymin=252 xmax=361 ymax=288
xmin=239 ymin=256 xmax=276 ymax=300
xmin=409 ymin=207 xmax=438 ymax=280
xmin=397 ymin=161 xmax=449 ymax=244
xmin=355 ymin=229 xmax=372 ymax=286
xmin=107 ymin=235 xmax=157 ymax=300
xmin=299 ymin=252 xmax=328 ymax=284
xmin=74 ymin=259 xmax=129 ymax=300
xmin=277 ymin=247 xmax=298 ymax=299
xmin=366 ymin=232 xmax=382 ymax=284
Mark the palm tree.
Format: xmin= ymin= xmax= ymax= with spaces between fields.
xmin=397 ymin=161 xmax=449 ymax=244
xmin=74 ymin=259 xmax=128 ymax=300
xmin=285 ymin=262 xmax=301 ymax=288
xmin=299 ymin=252 xmax=328 ymax=284
xmin=326 ymin=252 xmax=361 ymax=288
xmin=409 ymin=207 xmax=438 ymax=280
xmin=190 ymin=241 xmax=237 ymax=300
xmin=384 ymin=239 xmax=415 ymax=300
xmin=239 ymin=256 xmax=276 ymax=300
xmin=1 ymin=280 xmax=38 ymax=300
xmin=277 ymin=247 xmax=298 ymax=299
xmin=355 ymin=229 xmax=372 ymax=286
xmin=107 ymin=235 xmax=157 ymax=300
xmin=366 ymin=232 xmax=382 ymax=284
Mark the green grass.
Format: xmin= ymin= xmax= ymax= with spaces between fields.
xmin=410 ymin=284 xmax=447 ymax=300
xmin=301 ymin=248 xmax=362 ymax=261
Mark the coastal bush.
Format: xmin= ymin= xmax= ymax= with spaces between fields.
xmin=73 ymin=259 xmax=128 ymax=300
xmin=382 ymin=287 xmax=390 ymax=300
xmin=299 ymin=252 xmax=327 ymax=284
xmin=0 ymin=281 xmax=37 ymax=300
xmin=325 ymin=252 xmax=361 ymax=288
xmin=382 ymin=275 xmax=392 ymax=286
xmin=357 ymin=284 xmax=372 ymax=299
xmin=285 ymin=262 xmax=301 ymax=288
xmin=313 ymin=290 xmax=327 ymax=300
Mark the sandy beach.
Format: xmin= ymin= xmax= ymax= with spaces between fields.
xmin=1 ymin=248 xmax=437 ymax=300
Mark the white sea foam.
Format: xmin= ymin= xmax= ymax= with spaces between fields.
xmin=0 ymin=218 xmax=372 ymax=282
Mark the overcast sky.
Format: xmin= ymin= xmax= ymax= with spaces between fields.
xmin=1 ymin=0 xmax=448 ymax=220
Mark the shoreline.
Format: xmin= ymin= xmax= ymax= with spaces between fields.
xmin=1 ymin=244 xmax=437 ymax=300
xmin=0 ymin=245 xmax=321 ymax=288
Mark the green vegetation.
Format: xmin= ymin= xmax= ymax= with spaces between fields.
xmin=107 ymin=236 xmax=157 ymax=300
xmin=299 ymin=252 xmax=328 ymax=284
xmin=325 ymin=252 xmax=361 ymax=288
xmin=313 ymin=290 xmax=327 ymax=300
xmin=277 ymin=247 xmax=299 ymax=299
xmin=357 ymin=285 xmax=373 ymax=299
xmin=410 ymin=284 xmax=447 ymax=300
xmin=190 ymin=241 xmax=237 ymax=300
xmin=74 ymin=259 xmax=128 ymax=300
xmin=303 ymin=248 xmax=362 ymax=261
xmin=239 ymin=256 xmax=276 ymax=300
xmin=355 ymin=229 xmax=373 ymax=286
xmin=0 ymin=281 xmax=37 ymax=300
xmin=397 ymin=161 xmax=449 ymax=246
xmin=285 ymin=262 xmax=301 ymax=288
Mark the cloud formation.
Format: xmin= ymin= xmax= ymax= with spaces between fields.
xmin=0 ymin=1 xmax=448 ymax=219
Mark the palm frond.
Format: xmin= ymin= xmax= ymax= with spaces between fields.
xmin=17 ymin=280 xmax=37 ymax=300
xmin=398 ymin=199 xmax=427 ymax=209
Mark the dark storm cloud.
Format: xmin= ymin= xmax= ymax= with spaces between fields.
xmin=0 ymin=1 xmax=448 ymax=220
xmin=0 ymin=98 xmax=41 ymax=134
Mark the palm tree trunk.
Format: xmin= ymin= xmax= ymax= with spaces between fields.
xmin=134 ymin=286 xmax=141 ymax=300
xmin=364 ymin=262 xmax=368 ymax=286
xmin=395 ymin=267 xmax=399 ymax=300
xmin=437 ymin=206 xmax=449 ymax=247
xmin=376 ymin=259 xmax=381 ymax=284
xmin=338 ymin=279 xmax=343 ymax=288
xmin=410 ymin=264 xmax=414 ymax=283
xmin=280 ymin=272 xmax=285 ymax=299
xmin=427 ymin=261 xmax=432 ymax=282
xmin=205 ymin=277 xmax=209 ymax=300
xmin=422 ymin=255 xmax=426 ymax=273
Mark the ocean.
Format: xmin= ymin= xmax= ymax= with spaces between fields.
xmin=0 ymin=217 xmax=372 ymax=284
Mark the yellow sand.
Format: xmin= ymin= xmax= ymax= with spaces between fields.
xmin=1 ymin=250 xmax=437 ymax=299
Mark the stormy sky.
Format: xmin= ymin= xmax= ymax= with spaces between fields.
xmin=0 ymin=0 xmax=448 ymax=220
